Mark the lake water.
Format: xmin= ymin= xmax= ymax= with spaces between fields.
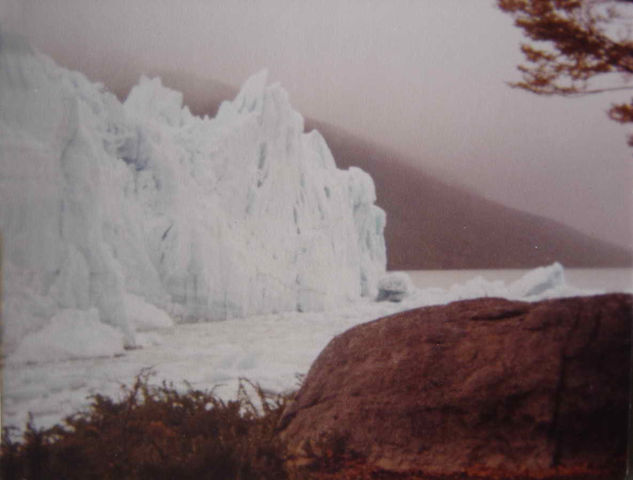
xmin=406 ymin=267 xmax=633 ymax=293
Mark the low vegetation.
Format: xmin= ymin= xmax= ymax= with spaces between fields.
xmin=1 ymin=371 xmax=290 ymax=480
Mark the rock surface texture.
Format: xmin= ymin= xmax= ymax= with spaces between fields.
xmin=279 ymin=294 xmax=632 ymax=479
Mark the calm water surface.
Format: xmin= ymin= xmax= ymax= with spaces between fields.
xmin=407 ymin=268 xmax=633 ymax=293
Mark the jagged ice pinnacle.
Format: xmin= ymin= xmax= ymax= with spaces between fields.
xmin=0 ymin=31 xmax=387 ymax=356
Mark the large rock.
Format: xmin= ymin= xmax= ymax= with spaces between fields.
xmin=279 ymin=294 xmax=632 ymax=479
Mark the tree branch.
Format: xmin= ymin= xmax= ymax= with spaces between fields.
xmin=508 ymin=82 xmax=633 ymax=95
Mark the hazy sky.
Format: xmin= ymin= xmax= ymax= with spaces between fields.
xmin=1 ymin=0 xmax=632 ymax=248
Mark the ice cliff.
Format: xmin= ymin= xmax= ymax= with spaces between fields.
xmin=0 ymin=32 xmax=386 ymax=353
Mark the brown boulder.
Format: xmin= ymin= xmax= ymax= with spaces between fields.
xmin=279 ymin=294 xmax=632 ymax=479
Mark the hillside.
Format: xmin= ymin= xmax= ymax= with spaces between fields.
xmin=306 ymin=119 xmax=633 ymax=269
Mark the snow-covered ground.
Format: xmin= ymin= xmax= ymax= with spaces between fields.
xmin=2 ymin=263 xmax=609 ymax=434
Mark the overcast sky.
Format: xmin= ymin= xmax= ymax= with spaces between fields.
xmin=1 ymin=0 xmax=631 ymax=248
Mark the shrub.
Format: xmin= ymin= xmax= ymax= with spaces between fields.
xmin=1 ymin=370 xmax=291 ymax=480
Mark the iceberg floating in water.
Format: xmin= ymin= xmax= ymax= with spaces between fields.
xmin=399 ymin=262 xmax=580 ymax=308
xmin=0 ymin=31 xmax=387 ymax=354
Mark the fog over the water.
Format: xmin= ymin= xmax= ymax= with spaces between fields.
xmin=1 ymin=0 xmax=631 ymax=249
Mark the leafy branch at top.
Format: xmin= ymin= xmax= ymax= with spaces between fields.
xmin=499 ymin=0 xmax=633 ymax=146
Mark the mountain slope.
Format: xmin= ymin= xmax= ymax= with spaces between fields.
xmin=306 ymin=119 xmax=633 ymax=269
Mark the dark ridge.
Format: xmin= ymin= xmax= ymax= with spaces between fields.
xmin=306 ymin=118 xmax=633 ymax=269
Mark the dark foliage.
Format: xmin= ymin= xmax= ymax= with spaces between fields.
xmin=498 ymin=0 xmax=633 ymax=147
xmin=1 ymin=371 xmax=290 ymax=480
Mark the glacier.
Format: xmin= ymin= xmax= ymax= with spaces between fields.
xmin=0 ymin=32 xmax=387 ymax=355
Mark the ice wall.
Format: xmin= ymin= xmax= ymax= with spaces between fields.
xmin=0 ymin=32 xmax=386 ymax=353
